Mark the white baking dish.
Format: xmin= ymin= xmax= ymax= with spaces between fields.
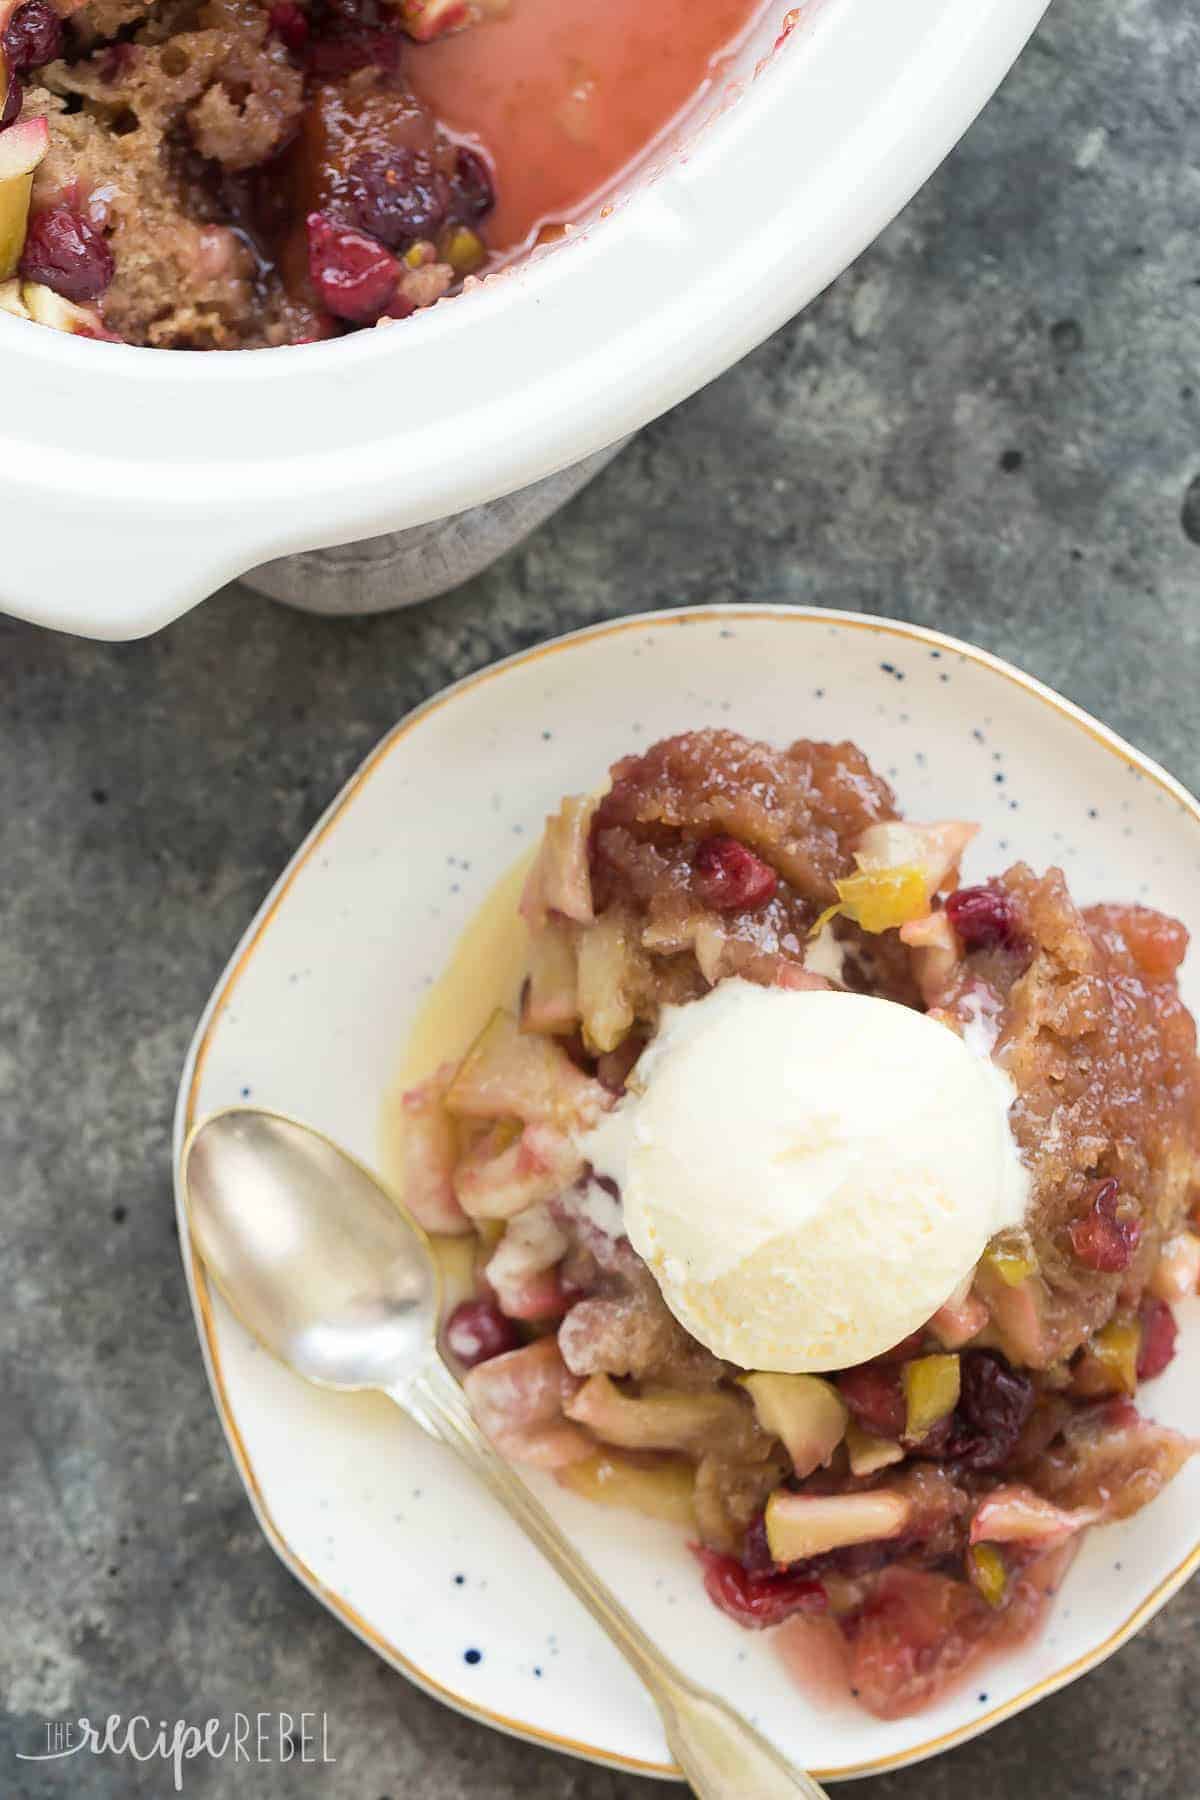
xmin=0 ymin=0 xmax=1050 ymax=639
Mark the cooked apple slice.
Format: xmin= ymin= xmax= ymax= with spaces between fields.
xmin=396 ymin=1065 xmax=472 ymax=1235
xmin=1071 ymin=1315 xmax=1140 ymax=1400
xmin=520 ymin=920 xmax=579 ymax=1034
xmin=0 ymin=118 xmax=49 ymax=282
xmin=463 ymin=1334 xmax=590 ymax=1468
xmin=853 ymin=819 xmax=978 ymax=896
xmin=765 ymin=1489 xmax=912 ymax=1564
xmin=974 ymin=1255 xmax=1048 ymax=1366
xmin=1150 ymin=1230 xmax=1200 ymax=1302
xmin=0 ymin=115 xmax=48 ymax=182
xmin=483 ymin=1201 xmax=567 ymax=1318
xmin=1035 ymin=1398 xmax=1197 ymax=1521
xmin=576 ymin=910 xmax=637 ymax=1053
xmin=397 ymin=0 xmax=507 ymax=42
xmin=0 ymin=276 xmax=30 ymax=317
xmin=901 ymin=1354 xmax=961 ymax=1440
xmin=20 ymin=281 xmax=114 ymax=337
xmin=845 ymin=1419 xmax=905 ymax=1478
xmin=520 ymin=794 xmax=596 ymax=929
xmin=739 ymin=1373 xmax=847 ymax=1479
xmin=969 ymin=1484 xmax=1099 ymax=1547
xmin=557 ymin=1451 xmax=696 ymax=1527
xmin=966 ymin=1542 xmax=1008 ymax=1609
xmin=445 ymin=1009 xmax=608 ymax=1126
xmin=928 ymin=1285 xmax=988 ymax=1350
xmin=564 ymin=1373 xmax=759 ymax=1457
xmin=463 ymin=1334 xmax=579 ymax=1434
xmin=453 ymin=1120 xmax=582 ymax=1222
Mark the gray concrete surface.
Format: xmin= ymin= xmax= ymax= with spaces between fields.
xmin=3 ymin=0 xmax=1199 ymax=1792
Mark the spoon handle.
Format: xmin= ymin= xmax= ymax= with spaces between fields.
xmin=397 ymin=1357 xmax=828 ymax=1800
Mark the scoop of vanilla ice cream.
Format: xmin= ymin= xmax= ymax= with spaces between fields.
xmin=582 ymin=979 xmax=1029 ymax=1373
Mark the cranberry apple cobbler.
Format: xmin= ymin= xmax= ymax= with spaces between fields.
xmin=0 ymin=0 xmax=764 ymax=344
xmin=394 ymin=728 xmax=1200 ymax=1720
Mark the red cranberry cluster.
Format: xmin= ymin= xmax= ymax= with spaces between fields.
xmin=19 ymin=205 xmax=114 ymax=300
xmin=4 ymin=2 xmax=117 ymax=306
xmin=305 ymin=142 xmax=494 ymax=324
xmin=1067 ymin=1177 xmax=1142 ymax=1273
xmin=693 ymin=835 xmax=778 ymax=912
xmin=944 ymin=881 xmax=1020 ymax=951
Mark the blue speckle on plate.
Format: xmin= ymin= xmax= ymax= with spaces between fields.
xmin=453 ymin=1574 xmax=465 ymax=1586
xmin=240 ymin=1085 xmax=251 ymax=1099
xmin=464 ymin=1648 xmax=482 ymax=1666
xmin=978 ymin=1692 xmax=989 ymax=1704
xmin=533 ymin=1666 xmax=543 ymax=1679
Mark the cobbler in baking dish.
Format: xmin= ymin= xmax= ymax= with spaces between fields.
xmin=393 ymin=728 xmax=1200 ymax=1719
xmin=0 ymin=0 xmax=764 ymax=344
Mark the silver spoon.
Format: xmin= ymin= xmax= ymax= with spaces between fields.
xmin=183 ymin=1106 xmax=830 ymax=1800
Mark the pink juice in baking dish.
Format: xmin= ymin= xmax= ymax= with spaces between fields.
xmin=406 ymin=0 xmax=770 ymax=254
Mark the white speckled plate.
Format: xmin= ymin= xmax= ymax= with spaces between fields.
xmin=173 ymin=607 xmax=1200 ymax=1782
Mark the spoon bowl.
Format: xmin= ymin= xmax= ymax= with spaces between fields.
xmin=183 ymin=1108 xmax=439 ymax=1390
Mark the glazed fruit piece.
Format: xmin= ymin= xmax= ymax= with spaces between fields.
xmin=765 ymin=1490 xmax=912 ymax=1564
xmin=557 ymin=1451 xmax=696 ymax=1527
xmin=445 ymin=1010 xmax=609 ymax=1126
xmin=19 ymin=204 xmax=114 ymax=301
xmin=0 ymin=113 xmax=46 ymax=279
xmin=739 ymin=1373 xmax=847 ymax=1478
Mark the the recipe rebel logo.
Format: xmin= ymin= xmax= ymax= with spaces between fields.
xmin=15 ymin=1711 xmax=336 ymax=1789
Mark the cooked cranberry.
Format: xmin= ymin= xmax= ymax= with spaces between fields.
xmin=18 ymin=208 xmax=114 ymax=302
xmin=267 ymin=0 xmax=309 ymax=52
xmin=1136 ymin=1297 xmax=1178 ymax=1382
xmin=305 ymin=212 xmax=396 ymax=321
xmin=3 ymin=0 xmax=63 ymax=71
xmin=1 ymin=73 xmax=20 ymax=128
xmin=449 ymin=145 xmax=495 ymax=222
xmin=836 ymin=1364 xmax=906 ymax=1439
xmin=693 ymin=835 xmax=778 ymax=911
xmin=307 ymin=24 xmax=403 ymax=76
xmin=694 ymin=1546 xmax=826 ymax=1629
xmin=945 ymin=882 xmax=1018 ymax=951
xmin=940 ymin=1349 xmax=1035 ymax=1471
xmin=1067 ymin=1178 xmax=1142 ymax=1274
xmin=444 ymin=1299 xmax=520 ymax=1369
xmin=341 ymin=146 xmax=450 ymax=250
